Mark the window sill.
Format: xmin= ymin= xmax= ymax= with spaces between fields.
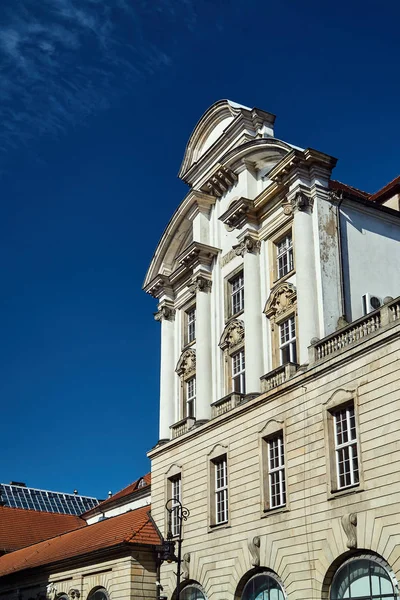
xmin=181 ymin=339 xmax=196 ymax=351
xmin=226 ymin=309 xmax=244 ymax=323
xmin=272 ymin=269 xmax=295 ymax=287
xmin=261 ymin=506 xmax=290 ymax=518
xmin=208 ymin=522 xmax=230 ymax=533
xmin=328 ymin=485 xmax=363 ymax=501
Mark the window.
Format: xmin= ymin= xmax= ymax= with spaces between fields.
xmin=232 ymin=349 xmax=245 ymax=393
xmin=87 ymin=589 xmax=109 ymax=600
xmin=241 ymin=572 xmax=285 ymax=600
xmin=186 ymin=377 xmax=196 ymax=418
xmin=180 ymin=585 xmax=207 ymax=600
xmin=170 ymin=475 xmax=181 ymax=537
xmin=268 ymin=434 xmax=286 ymax=509
xmin=214 ymin=456 xmax=228 ymax=525
xmin=231 ymin=271 xmax=244 ymax=315
xmin=333 ymin=404 xmax=359 ymax=490
xmin=279 ymin=316 xmax=297 ymax=364
xmin=276 ymin=234 xmax=293 ymax=279
xmin=187 ymin=307 xmax=196 ymax=343
xmin=330 ymin=556 xmax=398 ymax=600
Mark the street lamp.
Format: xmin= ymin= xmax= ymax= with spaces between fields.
xmin=158 ymin=498 xmax=190 ymax=600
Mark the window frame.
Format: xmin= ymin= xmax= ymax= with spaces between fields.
xmin=214 ymin=455 xmax=228 ymax=525
xmin=182 ymin=303 xmax=196 ymax=348
xmin=260 ymin=419 xmax=288 ymax=514
xmin=323 ymin=389 xmax=363 ymax=499
xmin=208 ymin=445 xmax=229 ymax=529
xmin=278 ymin=315 xmax=297 ymax=365
xmin=232 ymin=348 xmax=246 ymax=394
xmin=276 ymin=233 xmax=294 ymax=280
xmin=165 ymin=464 xmax=183 ymax=539
xmin=186 ymin=376 xmax=196 ymax=419
xmin=225 ymin=265 xmax=245 ymax=321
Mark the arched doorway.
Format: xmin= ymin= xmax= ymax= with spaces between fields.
xmin=330 ymin=554 xmax=399 ymax=600
xmin=179 ymin=583 xmax=207 ymax=600
xmin=240 ymin=571 xmax=286 ymax=600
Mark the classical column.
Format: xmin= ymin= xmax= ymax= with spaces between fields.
xmin=191 ymin=275 xmax=212 ymax=424
xmin=235 ymin=235 xmax=263 ymax=393
xmin=154 ymin=304 xmax=176 ymax=441
xmin=289 ymin=191 xmax=319 ymax=363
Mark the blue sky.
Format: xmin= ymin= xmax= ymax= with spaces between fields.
xmin=1 ymin=0 xmax=399 ymax=500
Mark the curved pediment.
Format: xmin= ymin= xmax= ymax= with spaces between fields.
xmin=219 ymin=319 xmax=245 ymax=351
xmin=179 ymin=100 xmax=276 ymax=183
xmin=264 ymin=282 xmax=297 ymax=319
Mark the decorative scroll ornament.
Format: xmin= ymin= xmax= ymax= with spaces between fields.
xmin=154 ymin=304 xmax=175 ymax=322
xmin=46 ymin=585 xmax=57 ymax=600
xmin=248 ymin=535 xmax=261 ymax=567
xmin=176 ymin=349 xmax=196 ymax=377
xmin=219 ymin=319 xmax=245 ymax=352
xmin=69 ymin=591 xmax=81 ymax=600
xmin=233 ymin=236 xmax=261 ymax=257
xmin=188 ymin=275 xmax=212 ymax=294
xmin=283 ymin=191 xmax=314 ymax=215
xmin=182 ymin=553 xmax=191 ymax=579
xmin=264 ymin=282 xmax=297 ymax=320
xmin=341 ymin=513 xmax=357 ymax=549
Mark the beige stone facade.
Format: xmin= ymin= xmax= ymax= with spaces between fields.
xmin=149 ymin=303 xmax=400 ymax=600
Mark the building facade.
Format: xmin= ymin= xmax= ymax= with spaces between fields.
xmin=145 ymin=101 xmax=400 ymax=600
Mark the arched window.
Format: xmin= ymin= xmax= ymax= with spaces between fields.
xmin=330 ymin=556 xmax=398 ymax=600
xmin=179 ymin=584 xmax=207 ymax=600
xmin=87 ymin=588 xmax=109 ymax=600
xmin=241 ymin=572 xmax=285 ymax=600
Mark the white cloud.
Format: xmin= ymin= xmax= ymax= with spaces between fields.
xmin=0 ymin=0 xmax=196 ymax=155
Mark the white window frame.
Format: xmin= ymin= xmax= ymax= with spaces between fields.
xmin=276 ymin=234 xmax=293 ymax=279
xmin=232 ymin=349 xmax=245 ymax=394
xmin=279 ymin=316 xmax=297 ymax=364
xmin=334 ymin=404 xmax=359 ymax=490
xmin=231 ymin=272 xmax=244 ymax=315
xmin=186 ymin=377 xmax=196 ymax=419
xmin=214 ymin=456 xmax=228 ymax=525
xmin=171 ymin=475 xmax=181 ymax=537
xmin=187 ymin=307 xmax=196 ymax=344
xmin=268 ymin=434 xmax=286 ymax=509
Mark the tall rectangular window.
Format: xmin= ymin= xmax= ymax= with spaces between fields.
xmin=276 ymin=234 xmax=293 ymax=279
xmin=171 ymin=475 xmax=181 ymax=537
xmin=232 ymin=349 xmax=245 ymax=393
xmin=214 ymin=456 xmax=228 ymax=525
xmin=334 ymin=404 xmax=359 ymax=490
xmin=231 ymin=272 xmax=244 ymax=315
xmin=268 ymin=434 xmax=286 ymax=509
xmin=187 ymin=307 xmax=196 ymax=343
xmin=186 ymin=377 xmax=196 ymax=418
xmin=279 ymin=317 xmax=297 ymax=364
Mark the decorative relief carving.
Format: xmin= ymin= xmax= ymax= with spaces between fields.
xmin=188 ymin=275 xmax=212 ymax=294
xmin=341 ymin=513 xmax=357 ymax=549
xmin=248 ymin=535 xmax=261 ymax=567
xmin=202 ymin=165 xmax=238 ymax=198
xmin=220 ymin=249 xmax=236 ymax=267
xmin=219 ymin=319 xmax=245 ymax=352
xmin=182 ymin=553 xmax=191 ymax=579
xmin=176 ymin=349 xmax=196 ymax=377
xmin=264 ymin=283 xmax=297 ymax=320
xmin=69 ymin=591 xmax=81 ymax=600
xmin=283 ymin=191 xmax=314 ymax=215
xmin=154 ymin=304 xmax=175 ymax=322
xmin=233 ymin=236 xmax=261 ymax=257
xmin=46 ymin=585 xmax=57 ymax=600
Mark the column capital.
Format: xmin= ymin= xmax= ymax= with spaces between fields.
xmin=154 ymin=303 xmax=176 ymax=322
xmin=283 ymin=190 xmax=314 ymax=215
xmin=188 ymin=275 xmax=212 ymax=294
xmin=233 ymin=235 xmax=261 ymax=257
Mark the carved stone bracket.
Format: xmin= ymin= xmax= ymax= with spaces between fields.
xmin=233 ymin=236 xmax=261 ymax=257
xmin=154 ymin=304 xmax=176 ymax=322
xmin=341 ymin=513 xmax=357 ymax=549
xmin=201 ymin=165 xmax=238 ymax=198
xmin=283 ymin=191 xmax=314 ymax=215
xmin=219 ymin=319 xmax=245 ymax=352
xmin=182 ymin=552 xmax=191 ymax=579
xmin=176 ymin=349 xmax=196 ymax=378
xmin=248 ymin=535 xmax=261 ymax=567
xmin=46 ymin=585 xmax=57 ymax=600
xmin=188 ymin=275 xmax=212 ymax=294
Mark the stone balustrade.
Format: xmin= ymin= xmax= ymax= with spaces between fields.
xmin=260 ymin=362 xmax=299 ymax=393
xmin=309 ymin=297 xmax=400 ymax=363
xmin=170 ymin=417 xmax=196 ymax=439
xmin=211 ymin=392 xmax=244 ymax=418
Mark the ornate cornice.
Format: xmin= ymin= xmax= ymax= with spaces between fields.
xmin=144 ymin=274 xmax=173 ymax=300
xmin=188 ymin=275 xmax=212 ymax=294
xmin=219 ymin=196 xmax=258 ymax=230
xmin=200 ymin=164 xmax=238 ymax=198
xmin=177 ymin=241 xmax=220 ymax=270
xmin=283 ymin=191 xmax=314 ymax=215
xmin=154 ymin=303 xmax=176 ymax=322
xmin=234 ymin=235 xmax=261 ymax=257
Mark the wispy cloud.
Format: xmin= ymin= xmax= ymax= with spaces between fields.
xmin=0 ymin=0 xmax=197 ymax=154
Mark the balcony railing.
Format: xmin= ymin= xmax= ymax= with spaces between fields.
xmin=170 ymin=417 xmax=196 ymax=439
xmin=309 ymin=297 xmax=400 ymax=363
xmin=211 ymin=392 xmax=245 ymax=418
xmin=260 ymin=362 xmax=299 ymax=393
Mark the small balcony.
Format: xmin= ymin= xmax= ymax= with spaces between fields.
xmin=260 ymin=362 xmax=299 ymax=393
xmin=211 ymin=392 xmax=245 ymax=418
xmin=170 ymin=417 xmax=196 ymax=439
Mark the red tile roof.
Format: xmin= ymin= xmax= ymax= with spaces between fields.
xmin=82 ymin=473 xmax=151 ymax=517
xmin=329 ymin=180 xmax=371 ymax=200
xmin=0 ymin=505 xmax=160 ymax=577
xmin=370 ymin=175 xmax=400 ymax=204
xmin=0 ymin=506 xmax=84 ymax=553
